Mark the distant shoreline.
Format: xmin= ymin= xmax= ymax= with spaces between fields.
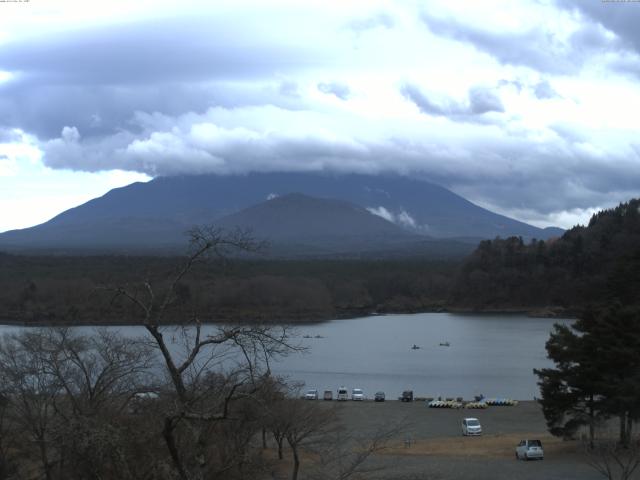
xmin=0 ymin=305 xmax=576 ymax=328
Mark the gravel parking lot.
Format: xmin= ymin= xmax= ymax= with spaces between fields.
xmin=325 ymin=400 xmax=604 ymax=480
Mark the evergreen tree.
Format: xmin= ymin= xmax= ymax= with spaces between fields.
xmin=535 ymin=305 xmax=640 ymax=446
xmin=535 ymin=321 xmax=603 ymax=445
xmin=582 ymin=306 xmax=640 ymax=446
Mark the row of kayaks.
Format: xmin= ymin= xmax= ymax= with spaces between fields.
xmin=427 ymin=398 xmax=518 ymax=408
xmin=484 ymin=398 xmax=519 ymax=406
xmin=411 ymin=342 xmax=450 ymax=350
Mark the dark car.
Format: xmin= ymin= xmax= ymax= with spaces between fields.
xmin=374 ymin=391 xmax=386 ymax=402
xmin=401 ymin=390 xmax=413 ymax=402
xmin=323 ymin=390 xmax=333 ymax=401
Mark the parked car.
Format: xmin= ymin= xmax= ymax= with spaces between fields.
xmin=323 ymin=390 xmax=333 ymax=401
xmin=129 ymin=391 xmax=160 ymax=414
xmin=352 ymin=388 xmax=365 ymax=401
xmin=516 ymin=439 xmax=544 ymax=460
xmin=337 ymin=387 xmax=349 ymax=401
xmin=305 ymin=389 xmax=318 ymax=400
xmin=374 ymin=391 xmax=386 ymax=402
xmin=401 ymin=390 xmax=413 ymax=402
xmin=461 ymin=417 xmax=482 ymax=436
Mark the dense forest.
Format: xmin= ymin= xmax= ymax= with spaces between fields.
xmin=2 ymin=198 xmax=639 ymax=325
xmin=0 ymin=254 xmax=456 ymax=325
xmin=451 ymin=199 xmax=640 ymax=314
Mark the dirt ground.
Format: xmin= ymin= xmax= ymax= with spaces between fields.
xmin=317 ymin=400 xmax=608 ymax=480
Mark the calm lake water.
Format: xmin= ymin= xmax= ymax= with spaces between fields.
xmin=276 ymin=313 xmax=570 ymax=400
xmin=0 ymin=313 xmax=570 ymax=400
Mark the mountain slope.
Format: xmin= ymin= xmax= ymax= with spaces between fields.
xmin=216 ymin=193 xmax=412 ymax=240
xmin=0 ymin=172 xmax=563 ymax=252
xmin=211 ymin=193 xmax=437 ymax=257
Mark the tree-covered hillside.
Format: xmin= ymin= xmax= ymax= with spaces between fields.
xmin=0 ymin=254 xmax=455 ymax=325
xmin=452 ymin=199 xmax=640 ymax=313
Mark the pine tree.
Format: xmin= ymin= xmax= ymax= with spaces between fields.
xmin=535 ymin=305 xmax=640 ymax=446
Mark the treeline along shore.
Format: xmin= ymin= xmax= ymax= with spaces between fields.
xmin=1 ymin=198 xmax=639 ymax=326
xmin=0 ymin=255 xmax=456 ymax=325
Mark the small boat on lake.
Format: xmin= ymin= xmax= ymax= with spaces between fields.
xmin=314 ymin=335 xmax=324 ymax=339
xmin=303 ymin=335 xmax=312 ymax=339
xmin=439 ymin=342 xmax=451 ymax=347
xmin=411 ymin=344 xmax=420 ymax=350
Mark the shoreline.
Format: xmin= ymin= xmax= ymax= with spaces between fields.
xmin=0 ymin=305 xmax=577 ymax=328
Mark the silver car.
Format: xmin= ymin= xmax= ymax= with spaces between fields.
xmin=516 ymin=439 xmax=544 ymax=460
xmin=461 ymin=417 xmax=482 ymax=436
xmin=351 ymin=388 xmax=365 ymax=401
xmin=304 ymin=389 xmax=318 ymax=400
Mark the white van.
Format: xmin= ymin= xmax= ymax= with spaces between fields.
xmin=337 ymin=386 xmax=349 ymax=401
xmin=461 ymin=417 xmax=482 ymax=436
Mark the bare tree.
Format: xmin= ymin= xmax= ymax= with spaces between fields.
xmin=279 ymin=399 xmax=337 ymax=480
xmin=40 ymin=328 xmax=155 ymax=416
xmin=583 ymin=436 xmax=640 ymax=480
xmin=107 ymin=226 xmax=300 ymax=480
xmin=0 ymin=327 xmax=155 ymax=480
xmin=312 ymin=419 xmax=408 ymax=480
xmin=0 ymin=330 xmax=65 ymax=479
xmin=0 ymin=394 xmax=15 ymax=479
xmin=258 ymin=377 xmax=290 ymax=459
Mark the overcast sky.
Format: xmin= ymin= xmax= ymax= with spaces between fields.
xmin=1 ymin=0 xmax=639 ymax=233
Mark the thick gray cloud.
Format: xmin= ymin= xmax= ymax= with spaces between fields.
xmin=0 ymin=14 xmax=322 ymax=139
xmin=35 ymin=103 xmax=640 ymax=221
xmin=400 ymin=83 xmax=503 ymax=119
xmin=556 ymin=0 xmax=640 ymax=76
xmin=0 ymin=17 xmax=318 ymax=85
xmin=420 ymin=13 xmax=573 ymax=73
xmin=318 ymin=81 xmax=351 ymax=100
xmin=400 ymin=84 xmax=451 ymax=116
xmin=469 ymin=87 xmax=504 ymax=114
xmin=0 ymin=80 xmax=308 ymax=139
xmin=557 ymin=0 xmax=640 ymax=53
xmin=420 ymin=11 xmax=617 ymax=74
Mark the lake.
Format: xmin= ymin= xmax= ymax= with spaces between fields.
xmin=0 ymin=312 xmax=570 ymax=400
xmin=276 ymin=312 xmax=570 ymax=400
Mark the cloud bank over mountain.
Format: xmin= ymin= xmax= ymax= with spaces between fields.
xmin=1 ymin=0 xmax=640 ymax=231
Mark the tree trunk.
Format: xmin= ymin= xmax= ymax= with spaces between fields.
xmin=146 ymin=326 xmax=187 ymax=400
xmin=620 ymin=412 xmax=628 ymax=447
xmin=163 ymin=417 xmax=190 ymax=480
xmin=588 ymin=398 xmax=595 ymax=449
xmin=277 ymin=437 xmax=284 ymax=460
xmin=291 ymin=445 xmax=300 ymax=480
xmin=39 ymin=441 xmax=53 ymax=480
xmin=262 ymin=428 xmax=267 ymax=449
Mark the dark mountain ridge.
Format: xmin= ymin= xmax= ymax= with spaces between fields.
xmin=0 ymin=172 xmax=563 ymax=254
xmin=217 ymin=193 xmax=412 ymax=240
